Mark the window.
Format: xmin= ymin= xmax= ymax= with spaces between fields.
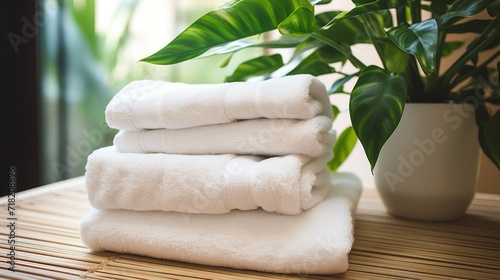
xmin=40 ymin=0 xmax=263 ymax=184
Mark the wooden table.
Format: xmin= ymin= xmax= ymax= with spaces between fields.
xmin=1 ymin=177 xmax=499 ymax=279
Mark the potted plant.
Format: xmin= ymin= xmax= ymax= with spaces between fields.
xmin=140 ymin=0 xmax=500 ymax=221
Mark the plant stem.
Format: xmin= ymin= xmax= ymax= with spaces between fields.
xmin=361 ymin=13 xmax=389 ymax=69
xmin=396 ymin=0 xmax=407 ymax=25
xmin=410 ymin=0 xmax=421 ymax=24
xmin=405 ymin=56 xmax=426 ymax=101
xmin=434 ymin=30 xmax=446 ymax=78
xmin=311 ymin=32 xmax=366 ymax=69
xmin=425 ymin=30 xmax=447 ymax=95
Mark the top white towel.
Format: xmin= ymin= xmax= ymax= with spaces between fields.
xmin=105 ymin=74 xmax=332 ymax=131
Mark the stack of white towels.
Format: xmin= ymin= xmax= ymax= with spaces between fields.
xmin=80 ymin=74 xmax=362 ymax=275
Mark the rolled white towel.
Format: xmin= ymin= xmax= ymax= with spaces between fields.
xmin=80 ymin=172 xmax=363 ymax=275
xmin=85 ymin=145 xmax=334 ymax=215
xmin=105 ymin=74 xmax=332 ymax=131
xmin=114 ymin=116 xmax=334 ymax=157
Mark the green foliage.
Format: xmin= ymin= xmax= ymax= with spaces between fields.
xmin=328 ymin=126 xmax=357 ymax=172
xmin=142 ymin=0 xmax=500 ymax=171
xmin=349 ymin=66 xmax=407 ymax=171
xmin=225 ymin=54 xmax=284 ymax=82
xmin=387 ymin=19 xmax=438 ymax=75
xmin=141 ymin=0 xmax=313 ymax=64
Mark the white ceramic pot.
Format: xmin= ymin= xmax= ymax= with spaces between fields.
xmin=374 ymin=103 xmax=480 ymax=221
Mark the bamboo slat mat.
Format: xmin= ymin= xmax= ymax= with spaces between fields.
xmin=1 ymin=177 xmax=499 ymax=280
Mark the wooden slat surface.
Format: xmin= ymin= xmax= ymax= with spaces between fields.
xmin=0 ymin=177 xmax=499 ymax=279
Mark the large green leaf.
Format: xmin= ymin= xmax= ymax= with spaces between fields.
xmin=349 ymin=65 xmax=407 ymax=172
xmin=278 ymin=7 xmax=316 ymax=36
xmin=439 ymin=0 xmax=494 ymax=25
xmin=387 ymin=19 xmax=438 ymax=75
xmin=225 ymin=54 xmax=283 ymax=82
xmin=328 ymin=126 xmax=358 ymax=172
xmin=142 ymin=0 xmax=313 ymax=64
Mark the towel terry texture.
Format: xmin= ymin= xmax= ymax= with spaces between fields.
xmin=113 ymin=116 xmax=335 ymax=156
xmin=105 ymin=74 xmax=332 ymax=131
xmin=81 ymin=74 xmax=360 ymax=275
xmin=80 ymin=172 xmax=362 ymax=275
xmin=86 ymin=145 xmax=334 ymax=215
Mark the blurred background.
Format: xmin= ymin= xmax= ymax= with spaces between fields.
xmin=3 ymin=0 xmax=499 ymax=196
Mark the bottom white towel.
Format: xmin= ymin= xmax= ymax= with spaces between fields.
xmin=80 ymin=172 xmax=362 ymax=275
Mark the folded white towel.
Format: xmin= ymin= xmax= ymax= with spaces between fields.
xmin=86 ymin=145 xmax=334 ymax=215
xmin=105 ymin=74 xmax=332 ymax=131
xmin=80 ymin=172 xmax=362 ymax=275
xmin=114 ymin=116 xmax=334 ymax=157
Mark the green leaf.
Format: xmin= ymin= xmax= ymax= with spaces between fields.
xmin=324 ymin=0 xmax=400 ymax=28
xmin=225 ymin=54 xmax=283 ymax=82
xmin=328 ymin=126 xmax=358 ymax=172
xmin=429 ymin=0 xmax=453 ymax=17
xmin=315 ymin=15 xmax=371 ymax=45
xmin=316 ymin=10 xmax=393 ymax=46
xmin=485 ymin=96 xmax=500 ymax=104
xmin=477 ymin=109 xmax=500 ymax=169
xmin=278 ymin=7 xmax=316 ymax=36
xmin=288 ymin=61 xmax=334 ymax=76
xmin=497 ymin=61 xmax=500 ymax=85
xmin=328 ymin=73 xmax=358 ymax=94
xmin=288 ymin=45 xmax=345 ymax=76
xmin=332 ymin=105 xmax=340 ymax=121
xmin=201 ymin=36 xmax=307 ymax=58
xmin=440 ymin=0 xmax=494 ymax=25
xmin=313 ymin=0 xmax=332 ymax=4
xmin=142 ymin=0 xmax=313 ymax=65
xmin=315 ymin=11 xmax=342 ymax=26
xmin=349 ymin=65 xmax=407 ymax=172
xmin=387 ymin=19 xmax=438 ymax=75
xmin=482 ymin=36 xmax=500 ymax=52
xmin=488 ymin=0 xmax=500 ymax=16
xmin=291 ymin=38 xmax=325 ymax=60
xmin=442 ymin=41 xmax=465 ymax=57
xmin=319 ymin=47 xmax=347 ymax=64
xmin=377 ymin=37 xmax=410 ymax=73
xmin=219 ymin=53 xmax=234 ymax=68
xmin=312 ymin=45 xmax=347 ymax=63
xmin=445 ymin=19 xmax=492 ymax=33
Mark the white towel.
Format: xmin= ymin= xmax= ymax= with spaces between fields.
xmin=80 ymin=172 xmax=362 ymax=275
xmin=85 ymin=146 xmax=334 ymax=215
xmin=114 ymin=116 xmax=334 ymax=157
xmin=105 ymin=74 xmax=332 ymax=131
